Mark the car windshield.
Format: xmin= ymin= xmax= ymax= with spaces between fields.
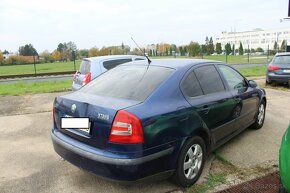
xmin=273 ymin=55 xmax=290 ymax=65
xmin=80 ymin=65 xmax=174 ymax=101
xmin=79 ymin=60 xmax=91 ymax=74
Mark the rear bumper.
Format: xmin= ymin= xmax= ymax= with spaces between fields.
xmin=267 ymin=73 xmax=290 ymax=83
xmin=51 ymin=129 xmax=174 ymax=181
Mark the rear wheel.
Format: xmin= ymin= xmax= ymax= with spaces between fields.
xmin=173 ymin=136 xmax=206 ymax=187
xmin=265 ymin=80 xmax=271 ymax=85
xmin=251 ymin=100 xmax=266 ymax=130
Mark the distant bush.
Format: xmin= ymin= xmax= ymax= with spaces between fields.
xmin=1 ymin=55 xmax=38 ymax=65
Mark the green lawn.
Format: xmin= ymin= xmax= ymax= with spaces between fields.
xmin=0 ymin=56 xmax=272 ymax=76
xmin=0 ymin=80 xmax=72 ymax=96
xmin=238 ymin=66 xmax=267 ymax=77
xmin=0 ymin=60 xmax=81 ymax=76
xmin=151 ymin=55 xmax=273 ymax=64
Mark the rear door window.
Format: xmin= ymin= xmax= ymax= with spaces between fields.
xmin=181 ymin=71 xmax=203 ymax=97
xmin=79 ymin=60 xmax=91 ymax=74
xmin=194 ymin=65 xmax=225 ymax=95
xmin=81 ymin=66 xmax=174 ymax=101
xmin=103 ymin=59 xmax=132 ymax=70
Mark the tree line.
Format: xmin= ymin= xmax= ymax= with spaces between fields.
xmin=0 ymin=37 xmax=286 ymax=65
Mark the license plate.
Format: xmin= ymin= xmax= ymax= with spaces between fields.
xmin=283 ymin=69 xmax=290 ymax=73
xmin=61 ymin=117 xmax=90 ymax=134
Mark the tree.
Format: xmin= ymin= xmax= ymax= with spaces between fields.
xmin=40 ymin=50 xmax=53 ymax=63
xmin=79 ymin=49 xmax=89 ymax=58
xmin=52 ymin=50 xmax=61 ymax=61
xmin=231 ymin=44 xmax=235 ymax=55
xmin=280 ymin=40 xmax=286 ymax=51
xmin=215 ymin=43 xmax=222 ymax=54
xmin=3 ymin=50 xmax=9 ymax=55
xmin=205 ymin=36 xmax=209 ymax=45
xmin=98 ymin=47 xmax=109 ymax=56
xmin=178 ymin=46 xmax=184 ymax=56
xmin=188 ymin=41 xmax=201 ymax=56
xmin=207 ymin=37 xmax=214 ymax=55
xmin=88 ymin=47 xmax=99 ymax=57
xmin=274 ymin=41 xmax=278 ymax=51
xmin=225 ymin=43 xmax=232 ymax=55
xmin=239 ymin=42 xmax=244 ymax=55
xmin=256 ymin=47 xmax=264 ymax=52
xmin=19 ymin=44 xmax=38 ymax=56
xmin=201 ymin=44 xmax=207 ymax=54
xmin=0 ymin=51 xmax=4 ymax=64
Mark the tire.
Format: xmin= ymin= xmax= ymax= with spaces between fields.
xmin=265 ymin=80 xmax=271 ymax=85
xmin=251 ymin=100 xmax=266 ymax=130
xmin=172 ymin=136 xmax=206 ymax=187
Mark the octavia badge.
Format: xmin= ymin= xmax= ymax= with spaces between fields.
xmin=71 ymin=104 xmax=76 ymax=113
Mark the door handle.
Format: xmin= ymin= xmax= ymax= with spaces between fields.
xmin=201 ymin=105 xmax=210 ymax=114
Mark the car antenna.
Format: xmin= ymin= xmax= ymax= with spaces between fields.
xmin=131 ymin=37 xmax=151 ymax=67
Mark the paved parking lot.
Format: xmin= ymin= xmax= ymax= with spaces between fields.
xmin=0 ymin=87 xmax=289 ymax=193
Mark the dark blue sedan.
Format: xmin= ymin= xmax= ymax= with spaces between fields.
xmin=51 ymin=59 xmax=266 ymax=187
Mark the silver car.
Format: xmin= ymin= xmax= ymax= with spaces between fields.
xmin=72 ymin=55 xmax=146 ymax=90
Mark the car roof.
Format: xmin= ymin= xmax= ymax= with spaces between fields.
xmin=84 ymin=55 xmax=146 ymax=62
xmin=125 ymin=59 xmax=223 ymax=70
xmin=275 ymin=52 xmax=290 ymax=56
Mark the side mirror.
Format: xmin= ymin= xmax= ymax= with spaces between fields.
xmin=248 ymin=80 xmax=257 ymax=88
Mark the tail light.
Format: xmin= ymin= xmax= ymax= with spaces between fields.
xmin=82 ymin=72 xmax=91 ymax=86
xmin=109 ymin=110 xmax=144 ymax=144
xmin=268 ymin=65 xmax=280 ymax=71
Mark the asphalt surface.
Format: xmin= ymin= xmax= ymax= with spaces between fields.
xmin=0 ymin=84 xmax=289 ymax=193
xmin=0 ymin=63 xmax=266 ymax=84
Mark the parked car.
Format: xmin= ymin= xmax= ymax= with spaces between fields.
xmin=72 ymin=55 xmax=146 ymax=90
xmin=52 ymin=59 xmax=266 ymax=187
xmin=266 ymin=52 xmax=290 ymax=86
xmin=279 ymin=125 xmax=290 ymax=193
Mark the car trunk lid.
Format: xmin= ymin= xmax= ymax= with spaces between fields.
xmin=53 ymin=92 xmax=141 ymax=149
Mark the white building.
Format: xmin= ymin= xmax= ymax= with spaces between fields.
xmin=215 ymin=28 xmax=290 ymax=51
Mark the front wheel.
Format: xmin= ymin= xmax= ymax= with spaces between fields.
xmin=251 ymin=100 xmax=266 ymax=130
xmin=172 ymin=136 xmax=206 ymax=187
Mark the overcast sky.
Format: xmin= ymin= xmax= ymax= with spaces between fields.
xmin=0 ymin=0 xmax=289 ymax=52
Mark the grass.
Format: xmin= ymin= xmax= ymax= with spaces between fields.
xmin=0 ymin=60 xmax=81 ymax=76
xmin=0 ymin=55 xmax=273 ymax=76
xmin=238 ymin=66 xmax=267 ymax=77
xmin=0 ymin=80 xmax=72 ymax=96
xmin=151 ymin=55 xmax=273 ymax=64
xmin=213 ymin=151 xmax=235 ymax=167
xmin=188 ymin=173 xmax=226 ymax=193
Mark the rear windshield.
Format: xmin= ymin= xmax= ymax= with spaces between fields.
xmin=273 ymin=55 xmax=290 ymax=65
xmin=79 ymin=60 xmax=91 ymax=74
xmin=80 ymin=65 xmax=174 ymax=101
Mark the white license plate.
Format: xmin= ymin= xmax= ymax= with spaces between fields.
xmin=61 ymin=117 xmax=90 ymax=134
xmin=283 ymin=69 xmax=290 ymax=73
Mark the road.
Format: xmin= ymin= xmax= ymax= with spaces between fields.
xmin=1 ymin=83 xmax=289 ymax=193
xmin=0 ymin=63 xmax=266 ymax=84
